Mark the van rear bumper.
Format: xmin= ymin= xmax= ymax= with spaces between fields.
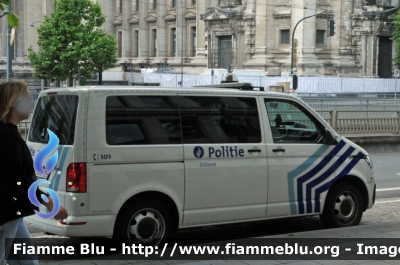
xmin=25 ymin=214 xmax=116 ymax=237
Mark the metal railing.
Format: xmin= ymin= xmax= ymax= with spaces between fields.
xmin=319 ymin=110 xmax=400 ymax=134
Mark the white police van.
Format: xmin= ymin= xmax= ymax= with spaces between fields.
xmin=26 ymin=85 xmax=376 ymax=245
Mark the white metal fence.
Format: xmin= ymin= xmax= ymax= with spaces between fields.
xmin=127 ymin=73 xmax=400 ymax=94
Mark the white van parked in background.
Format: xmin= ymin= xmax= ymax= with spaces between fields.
xmin=26 ymin=86 xmax=376 ymax=246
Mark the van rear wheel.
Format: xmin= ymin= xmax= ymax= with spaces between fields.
xmin=113 ymin=198 xmax=172 ymax=246
xmin=320 ymin=183 xmax=363 ymax=228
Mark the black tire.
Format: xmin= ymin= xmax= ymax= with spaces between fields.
xmin=113 ymin=198 xmax=172 ymax=246
xmin=320 ymin=182 xmax=364 ymax=228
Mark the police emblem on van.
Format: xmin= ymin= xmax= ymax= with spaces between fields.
xmin=193 ymin=146 xmax=204 ymax=159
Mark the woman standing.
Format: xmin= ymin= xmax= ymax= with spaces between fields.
xmin=0 ymin=81 xmax=68 ymax=265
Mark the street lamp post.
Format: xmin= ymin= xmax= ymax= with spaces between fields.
xmin=395 ymin=68 xmax=399 ymax=101
xmin=180 ymin=0 xmax=184 ymax=87
xmin=30 ymin=21 xmax=42 ymax=27
xmin=0 ymin=4 xmax=13 ymax=81
xmin=5 ymin=4 xmax=12 ymax=80
xmin=2 ymin=4 xmax=12 ymax=81
xmin=290 ymin=11 xmax=327 ymax=73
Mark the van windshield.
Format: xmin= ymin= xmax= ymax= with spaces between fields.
xmin=28 ymin=95 xmax=79 ymax=145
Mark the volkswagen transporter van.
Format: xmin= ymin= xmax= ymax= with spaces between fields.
xmin=26 ymin=86 xmax=376 ymax=246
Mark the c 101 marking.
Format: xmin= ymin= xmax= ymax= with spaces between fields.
xmin=93 ymin=154 xmax=111 ymax=161
xmin=100 ymin=154 xmax=111 ymax=160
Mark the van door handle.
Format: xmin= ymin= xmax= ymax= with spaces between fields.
xmin=248 ymin=149 xmax=261 ymax=153
xmin=272 ymin=148 xmax=285 ymax=152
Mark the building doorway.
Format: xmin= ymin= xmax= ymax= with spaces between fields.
xmin=378 ymin=36 xmax=392 ymax=78
xmin=218 ymin=36 xmax=232 ymax=69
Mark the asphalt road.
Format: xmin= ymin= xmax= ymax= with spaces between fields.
xmin=371 ymin=152 xmax=400 ymax=199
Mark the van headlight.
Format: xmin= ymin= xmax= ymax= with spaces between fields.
xmin=364 ymin=155 xmax=373 ymax=169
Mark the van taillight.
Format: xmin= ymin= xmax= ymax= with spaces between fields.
xmin=66 ymin=163 xmax=87 ymax=193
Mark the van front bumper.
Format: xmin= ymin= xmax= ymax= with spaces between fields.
xmin=25 ymin=214 xmax=116 ymax=237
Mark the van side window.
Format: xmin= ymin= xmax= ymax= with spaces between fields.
xmin=265 ymin=99 xmax=323 ymax=143
xmin=106 ymin=96 xmax=181 ymax=145
xmin=179 ymin=96 xmax=261 ymax=144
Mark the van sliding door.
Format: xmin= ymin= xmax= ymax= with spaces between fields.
xmin=180 ymin=95 xmax=268 ymax=226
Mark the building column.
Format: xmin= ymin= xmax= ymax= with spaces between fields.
xmin=289 ymin=1 xmax=318 ymax=74
xmin=122 ymin=0 xmax=132 ymax=58
xmin=15 ymin=0 xmax=24 ymax=60
xmin=300 ymin=7 xmax=319 ymax=75
xmin=97 ymin=0 xmax=114 ymax=33
xmin=177 ymin=0 xmax=187 ymax=58
xmin=338 ymin=0 xmax=359 ymax=76
xmin=237 ymin=33 xmax=245 ymax=68
xmin=25 ymin=0 xmax=44 ymax=57
xmin=156 ymin=1 xmax=167 ymax=58
xmin=139 ymin=0 xmax=149 ymax=58
xmin=291 ymin=2 xmax=306 ymax=74
xmin=251 ymin=0 xmax=267 ymax=67
xmin=361 ymin=34 xmax=376 ymax=77
xmin=195 ymin=1 xmax=207 ymax=60
xmin=265 ymin=0 xmax=276 ymax=66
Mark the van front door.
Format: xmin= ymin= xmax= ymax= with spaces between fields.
xmin=262 ymin=98 xmax=344 ymax=218
xmin=180 ymin=95 xmax=268 ymax=226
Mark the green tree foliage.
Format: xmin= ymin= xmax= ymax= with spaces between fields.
xmin=0 ymin=0 xmax=19 ymax=28
xmin=89 ymin=30 xmax=118 ymax=83
xmin=27 ymin=0 xmax=118 ymax=84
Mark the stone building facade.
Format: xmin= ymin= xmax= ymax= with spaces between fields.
xmin=0 ymin=0 xmax=399 ymax=81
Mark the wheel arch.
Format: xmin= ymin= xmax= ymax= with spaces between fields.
xmin=328 ymin=175 xmax=369 ymax=212
xmin=114 ymin=191 xmax=180 ymax=234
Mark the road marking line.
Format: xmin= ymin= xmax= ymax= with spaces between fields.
xmin=375 ymin=200 xmax=400 ymax=204
xmin=376 ymin=187 xmax=400 ymax=192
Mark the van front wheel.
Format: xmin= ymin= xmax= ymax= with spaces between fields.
xmin=113 ymin=198 xmax=172 ymax=246
xmin=320 ymin=183 xmax=363 ymax=228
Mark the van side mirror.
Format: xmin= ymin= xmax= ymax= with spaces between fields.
xmin=323 ymin=128 xmax=338 ymax=145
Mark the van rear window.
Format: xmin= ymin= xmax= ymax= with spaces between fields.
xmin=28 ymin=95 xmax=79 ymax=145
